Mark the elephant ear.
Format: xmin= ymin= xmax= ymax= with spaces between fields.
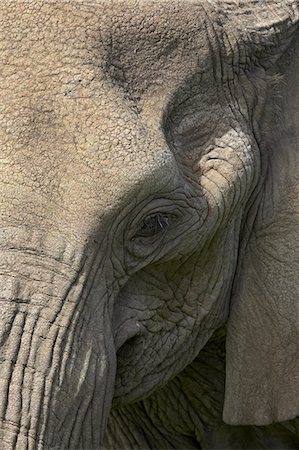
xmin=223 ymin=19 xmax=299 ymax=425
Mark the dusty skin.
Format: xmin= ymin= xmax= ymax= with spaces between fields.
xmin=0 ymin=1 xmax=299 ymax=449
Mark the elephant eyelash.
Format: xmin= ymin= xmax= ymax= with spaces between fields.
xmin=135 ymin=213 xmax=170 ymax=238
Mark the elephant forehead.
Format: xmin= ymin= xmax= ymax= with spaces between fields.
xmin=1 ymin=2 xmax=191 ymax=205
xmin=0 ymin=1 xmax=212 ymax=99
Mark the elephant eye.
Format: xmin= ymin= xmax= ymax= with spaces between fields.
xmin=138 ymin=213 xmax=169 ymax=237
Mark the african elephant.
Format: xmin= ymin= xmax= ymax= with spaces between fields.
xmin=0 ymin=0 xmax=299 ymax=449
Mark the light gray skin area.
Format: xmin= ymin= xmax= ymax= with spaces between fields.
xmin=0 ymin=0 xmax=299 ymax=449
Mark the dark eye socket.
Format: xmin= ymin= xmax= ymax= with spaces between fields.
xmin=138 ymin=213 xmax=169 ymax=237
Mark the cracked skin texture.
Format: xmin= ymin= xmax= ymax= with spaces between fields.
xmin=0 ymin=0 xmax=299 ymax=449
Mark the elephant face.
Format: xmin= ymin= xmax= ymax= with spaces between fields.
xmin=0 ymin=1 xmax=298 ymax=448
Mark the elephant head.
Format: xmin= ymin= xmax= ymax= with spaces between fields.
xmin=0 ymin=1 xmax=298 ymax=448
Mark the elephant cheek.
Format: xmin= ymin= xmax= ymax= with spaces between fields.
xmin=0 ymin=269 xmax=116 ymax=449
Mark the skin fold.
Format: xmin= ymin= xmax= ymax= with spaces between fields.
xmin=0 ymin=1 xmax=298 ymax=449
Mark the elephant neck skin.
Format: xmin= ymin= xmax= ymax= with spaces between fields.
xmin=104 ymin=326 xmax=299 ymax=450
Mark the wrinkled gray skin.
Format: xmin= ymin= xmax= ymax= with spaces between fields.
xmin=0 ymin=1 xmax=299 ymax=449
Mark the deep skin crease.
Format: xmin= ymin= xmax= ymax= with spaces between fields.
xmin=0 ymin=1 xmax=299 ymax=449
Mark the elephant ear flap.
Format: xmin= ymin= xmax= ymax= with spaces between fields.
xmin=223 ymin=29 xmax=299 ymax=426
